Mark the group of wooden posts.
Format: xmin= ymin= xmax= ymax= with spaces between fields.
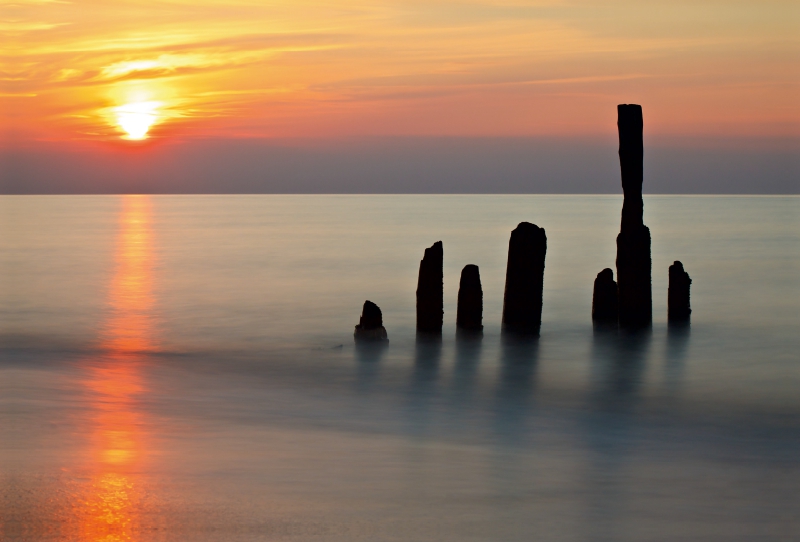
xmin=354 ymin=105 xmax=692 ymax=343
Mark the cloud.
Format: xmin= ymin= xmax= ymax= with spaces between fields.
xmin=0 ymin=21 xmax=68 ymax=32
xmin=5 ymin=0 xmax=797 ymax=145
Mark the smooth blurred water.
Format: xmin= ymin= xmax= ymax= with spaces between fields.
xmin=2 ymin=195 xmax=799 ymax=541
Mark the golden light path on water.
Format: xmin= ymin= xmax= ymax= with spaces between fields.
xmin=79 ymin=195 xmax=156 ymax=541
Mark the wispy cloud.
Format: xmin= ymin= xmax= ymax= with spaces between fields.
xmin=0 ymin=20 xmax=69 ymax=33
xmin=4 ymin=0 xmax=797 ymax=141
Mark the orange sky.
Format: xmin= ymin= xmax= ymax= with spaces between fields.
xmin=3 ymin=0 xmax=798 ymax=143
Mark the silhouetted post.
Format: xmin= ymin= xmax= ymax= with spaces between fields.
xmin=354 ymin=300 xmax=388 ymax=342
xmin=615 ymin=104 xmax=652 ymax=329
xmin=592 ymin=268 xmax=618 ymax=326
xmin=502 ymin=222 xmax=547 ymax=335
xmin=456 ymin=264 xmax=483 ymax=331
xmin=668 ymin=261 xmax=692 ymax=322
xmin=416 ymin=241 xmax=443 ymax=334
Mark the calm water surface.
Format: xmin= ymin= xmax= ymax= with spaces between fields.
xmin=2 ymin=195 xmax=799 ymax=541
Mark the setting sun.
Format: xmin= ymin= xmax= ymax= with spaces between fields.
xmin=114 ymin=101 xmax=162 ymax=140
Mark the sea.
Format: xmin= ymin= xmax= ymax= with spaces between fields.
xmin=2 ymin=195 xmax=798 ymax=541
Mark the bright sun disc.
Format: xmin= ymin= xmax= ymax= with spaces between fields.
xmin=114 ymin=101 xmax=161 ymax=140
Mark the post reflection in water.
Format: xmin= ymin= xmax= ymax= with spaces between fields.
xmin=664 ymin=322 xmax=690 ymax=397
xmin=493 ymin=333 xmax=539 ymax=445
xmin=581 ymin=329 xmax=653 ymax=542
xmin=354 ymin=342 xmax=388 ymax=395
xmin=79 ymin=195 xmax=156 ymax=542
xmin=450 ymin=331 xmax=483 ymax=408
xmin=405 ymin=334 xmax=443 ymax=436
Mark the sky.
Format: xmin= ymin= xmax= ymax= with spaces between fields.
xmin=2 ymin=0 xmax=798 ymax=193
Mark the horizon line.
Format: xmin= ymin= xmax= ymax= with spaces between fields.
xmin=2 ymin=193 xmax=798 ymax=197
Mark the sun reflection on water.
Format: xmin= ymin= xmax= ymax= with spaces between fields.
xmin=79 ymin=195 xmax=156 ymax=541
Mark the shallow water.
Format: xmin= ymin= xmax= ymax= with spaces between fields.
xmin=2 ymin=195 xmax=799 ymax=541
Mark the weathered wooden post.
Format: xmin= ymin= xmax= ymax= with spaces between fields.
xmin=668 ymin=261 xmax=692 ymax=322
xmin=354 ymin=300 xmax=388 ymax=342
xmin=502 ymin=222 xmax=547 ymax=335
xmin=416 ymin=241 xmax=444 ymax=334
xmin=456 ymin=264 xmax=483 ymax=332
xmin=615 ymin=104 xmax=652 ymax=329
